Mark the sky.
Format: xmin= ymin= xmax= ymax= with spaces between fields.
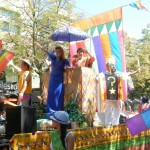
xmin=74 ymin=0 xmax=150 ymax=39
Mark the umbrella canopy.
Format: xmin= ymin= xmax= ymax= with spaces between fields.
xmin=50 ymin=26 xmax=89 ymax=42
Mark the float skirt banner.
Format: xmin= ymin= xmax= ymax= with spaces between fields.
xmin=0 ymin=50 xmax=14 ymax=73
xmin=72 ymin=124 xmax=150 ymax=150
xmin=9 ymin=131 xmax=51 ymax=150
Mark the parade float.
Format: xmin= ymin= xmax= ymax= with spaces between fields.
xmin=0 ymin=1 xmax=150 ymax=150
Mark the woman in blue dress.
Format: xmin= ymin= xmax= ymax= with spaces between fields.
xmin=35 ymin=42 xmax=70 ymax=116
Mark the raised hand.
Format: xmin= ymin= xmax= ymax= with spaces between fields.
xmin=34 ymin=42 xmax=43 ymax=50
xmin=7 ymin=60 xmax=14 ymax=66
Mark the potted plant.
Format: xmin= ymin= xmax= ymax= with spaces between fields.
xmin=64 ymin=101 xmax=87 ymax=129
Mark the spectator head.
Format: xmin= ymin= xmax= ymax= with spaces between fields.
xmin=141 ymin=96 xmax=149 ymax=103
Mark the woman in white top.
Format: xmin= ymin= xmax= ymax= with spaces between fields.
xmin=49 ymin=111 xmax=74 ymax=150
xmin=71 ymin=47 xmax=95 ymax=68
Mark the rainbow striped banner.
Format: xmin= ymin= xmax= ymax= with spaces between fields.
xmin=129 ymin=1 xmax=148 ymax=11
xmin=70 ymin=7 xmax=125 ymax=74
xmin=0 ymin=50 xmax=14 ymax=73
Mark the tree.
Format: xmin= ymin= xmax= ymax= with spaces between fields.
xmin=1 ymin=0 xmax=83 ymax=94
xmin=135 ymin=23 xmax=150 ymax=97
xmin=125 ymin=24 xmax=150 ymax=99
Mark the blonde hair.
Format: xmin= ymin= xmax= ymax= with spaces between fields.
xmin=107 ymin=56 xmax=116 ymax=65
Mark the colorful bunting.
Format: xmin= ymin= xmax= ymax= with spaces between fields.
xmin=125 ymin=109 xmax=150 ymax=136
xmin=129 ymin=1 xmax=148 ymax=11
xmin=0 ymin=50 xmax=15 ymax=73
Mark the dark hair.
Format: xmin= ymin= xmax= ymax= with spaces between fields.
xmin=141 ymin=96 xmax=149 ymax=103
xmin=60 ymin=124 xmax=67 ymax=148
xmin=23 ymin=62 xmax=30 ymax=70
xmin=77 ymin=47 xmax=84 ymax=53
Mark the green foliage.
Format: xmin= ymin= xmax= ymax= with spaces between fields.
xmin=36 ymin=102 xmax=46 ymax=119
xmin=64 ymin=101 xmax=86 ymax=124
xmin=125 ymin=24 xmax=150 ymax=98
xmin=0 ymin=0 xmax=83 ymax=95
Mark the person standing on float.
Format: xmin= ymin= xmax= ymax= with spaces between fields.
xmin=8 ymin=59 xmax=32 ymax=106
xmin=35 ymin=42 xmax=70 ymax=116
xmin=98 ymin=56 xmax=140 ymax=126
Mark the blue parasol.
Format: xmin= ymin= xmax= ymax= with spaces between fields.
xmin=50 ymin=26 xmax=89 ymax=42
